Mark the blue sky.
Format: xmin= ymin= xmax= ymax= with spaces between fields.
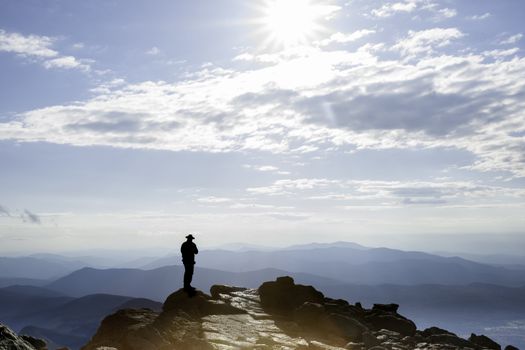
xmin=1 ymin=0 xmax=524 ymax=254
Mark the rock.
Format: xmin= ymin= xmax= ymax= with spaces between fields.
xmin=420 ymin=326 xmax=456 ymax=338
xmin=345 ymin=342 xmax=364 ymax=350
xmin=0 ymin=324 xmax=39 ymax=350
xmin=372 ymin=303 xmax=399 ymax=313
xmin=81 ymin=308 xmax=158 ymax=350
xmin=469 ymin=333 xmax=501 ymax=350
xmin=294 ymin=302 xmax=326 ymax=327
xmin=258 ymin=276 xmax=325 ymax=316
xmin=325 ymin=313 xmax=367 ymax=342
xmin=209 ymin=285 xmax=247 ymax=299
xmin=365 ymin=313 xmax=416 ymax=336
xmin=20 ymin=335 xmax=46 ymax=350
xmin=163 ymin=289 xmax=245 ymax=317
xmin=362 ymin=331 xmax=381 ymax=348
xmin=504 ymin=346 xmax=519 ymax=350
xmin=428 ymin=333 xmax=475 ymax=348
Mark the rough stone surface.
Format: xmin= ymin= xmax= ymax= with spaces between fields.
xmin=469 ymin=333 xmax=502 ymax=350
xmin=79 ymin=277 xmax=508 ymax=350
xmin=0 ymin=324 xmax=39 ymax=350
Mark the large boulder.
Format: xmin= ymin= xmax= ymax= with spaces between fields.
xmin=469 ymin=333 xmax=501 ymax=350
xmin=0 ymin=324 xmax=40 ymax=350
xmin=372 ymin=304 xmax=399 ymax=313
xmin=258 ymin=276 xmax=324 ymax=316
xmin=81 ymin=308 xmax=158 ymax=350
xmin=365 ymin=313 xmax=416 ymax=336
xmin=428 ymin=333 xmax=475 ymax=348
xmin=20 ymin=336 xmax=46 ymax=350
xmin=163 ymin=289 xmax=245 ymax=317
xmin=420 ymin=326 xmax=456 ymax=338
xmin=325 ymin=313 xmax=367 ymax=342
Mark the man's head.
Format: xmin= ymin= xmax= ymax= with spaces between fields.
xmin=186 ymin=234 xmax=195 ymax=241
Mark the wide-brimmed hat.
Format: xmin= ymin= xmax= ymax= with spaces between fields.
xmin=186 ymin=234 xmax=195 ymax=240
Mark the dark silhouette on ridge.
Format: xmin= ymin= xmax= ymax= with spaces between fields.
xmin=180 ymin=234 xmax=198 ymax=294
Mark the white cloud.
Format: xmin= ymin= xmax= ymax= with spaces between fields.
xmin=319 ymin=29 xmax=376 ymax=46
xmin=393 ymin=28 xmax=464 ymax=56
xmin=0 ymin=29 xmax=92 ymax=71
xmin=1 ymin=26 xmax=525 ymax=177
xmin=501 ymin=34 xmax=523 ymax=45
xmin=197 ymin=196 xmax=232 ymax=203
xmin=43 ymin=56 xmax=91 ymax=71
xmin=371 ymin=0 xmax=419 ymax=17
xmin=146 ymin=46 xmax=160 ymax=55
xmin=0 ymin=29 xmax=57 ymax=57
xmin=467 ymin=13 xmax=491 ymax=21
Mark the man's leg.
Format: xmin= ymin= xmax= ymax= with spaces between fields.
xmin=183 ymin=263 xmax=194 ymax=290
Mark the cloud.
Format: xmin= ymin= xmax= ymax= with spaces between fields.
xmin=197 ymin=196 xmax=232 ymax=203
xmin=0 ymin=29 xmax=57 ymax=57
xmin=0 ymin=29 xmax=92 ymax=71
xmin=146 ymin=46 xmax=160 ymax=55
xmin=501 ymin=34 xmax=523 ymax=45
xmin=21 ymin=209 xmax=41 ymax=224
xmin=319 ymin=29 xmax=376 ymax=46
xmin=43 ymin=56 xmax=91 ymax=71
xmin=0 ymin=204 xmax=11 ymax=216
xmin=467 ymin=13 xmax=491 ymax=21
xmin=1 ymin=26 xmax=524 ymax=177
xmin=371 ymin=0 xmax=419 ymax=17
xmin=392 ymin=28 xmax=464 ymax=56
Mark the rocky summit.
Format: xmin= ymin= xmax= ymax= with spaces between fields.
xmin=2 ymin=277 xmax=520 ymax=350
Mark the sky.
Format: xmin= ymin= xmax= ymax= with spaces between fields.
xmin=1 ymin=0 xmax=524 ymax=255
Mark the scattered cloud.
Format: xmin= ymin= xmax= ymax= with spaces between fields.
xmin=21 ymin=209 xmax=41 ymax=224
xmin=197 ymin=196 xmax=232 ymax=203
xmin=146 ymin=46 xmax=160 ymax=55
xmin=319 ymin=29 xmax=376 ymax=46
xmin=392 ymin=27 xmax=464 ymax=56
xmin=467 ymin=13 xmax=491 ymax=21
xmin=371 ymin=0 xmax=419 ymax=18
xmin=501 ymin=33 xmax=523 ymax=45
xmin=0 ymin=204 xmax=11 ymax=216
xmin=0 ymin=29 xmax=92 ymax=71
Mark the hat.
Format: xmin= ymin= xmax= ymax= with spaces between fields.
xmin=186 ymin=234 xmax=195 ymax=240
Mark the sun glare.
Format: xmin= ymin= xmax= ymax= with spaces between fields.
xmin=262 ymin=0 xmax=324 ymax=47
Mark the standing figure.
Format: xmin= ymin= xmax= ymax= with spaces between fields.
xmin=181 ymin=234 xmax=198 ymax=291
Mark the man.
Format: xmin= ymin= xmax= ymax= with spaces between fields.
xmin=180 ymin=234 xmax=198 ymax=291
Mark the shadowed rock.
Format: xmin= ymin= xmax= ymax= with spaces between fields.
xmin=469 ymin=333 xmax=501 ymax=350
xmin=1 ymin=324 xmax=42 ymax=350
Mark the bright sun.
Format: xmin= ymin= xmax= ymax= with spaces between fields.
xmin=261 ymin=0 xmax=324 ymax=47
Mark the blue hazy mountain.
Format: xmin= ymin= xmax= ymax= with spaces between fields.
xmin=142 ymin=246 xmax=525 ymax=286
xmin=0 ymin=256 xmax=87 ymax=280
xmin=46 ymin=265 xmax=342 ymax=301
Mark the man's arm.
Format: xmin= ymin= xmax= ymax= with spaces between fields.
xmin=194 ymin=243 xmax=199 ymax=255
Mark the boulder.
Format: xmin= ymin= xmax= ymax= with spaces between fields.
xmin=372 ymin=303 xmax=399 ymax=313
xmin=428 ymin=334 xmax=475 ymax=348
xmin=504 ymin=346 xmax=519 ymax=350
xmin=163 ymin=289 xmax=245 ymax=317
xmin=294 ymin=302 xmax=326 ymax=327
xmin=20 ymin=335 xmax=46 ymax=350
xmin=258 ymin=276 xmax=324 ymax=316
xmin=420 ymin=326 xmax=456 ymax=338
xmin=365 ymin=313 xmax=416 ymax=336
xmin=209 ymin=285 xmax=247 ymax=299
xmin=469 ymin=333 xmax=501 ymax=350
xmin=325 ymin=313 xmax=367 ymax=342
xmin=0 ymin=324 xmax=39 ymax=350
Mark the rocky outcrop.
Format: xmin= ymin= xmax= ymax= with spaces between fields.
xmin=0 ymin=324 xmax=46 ymax=350
xmin=81 ymin=277 xmax=520 ymax=350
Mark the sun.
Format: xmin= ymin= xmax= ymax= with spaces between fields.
xmin=261 ymin=0 xmax=326 ymax=47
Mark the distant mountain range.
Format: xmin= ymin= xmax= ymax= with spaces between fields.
xmin=0 ymin=285 xmax=161 ymax=350
xmin=142 ymin=246 xmax=525 ymax=286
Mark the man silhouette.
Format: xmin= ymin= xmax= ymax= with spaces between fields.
xmin=181 ymin=234 xmax=198 ymax=291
